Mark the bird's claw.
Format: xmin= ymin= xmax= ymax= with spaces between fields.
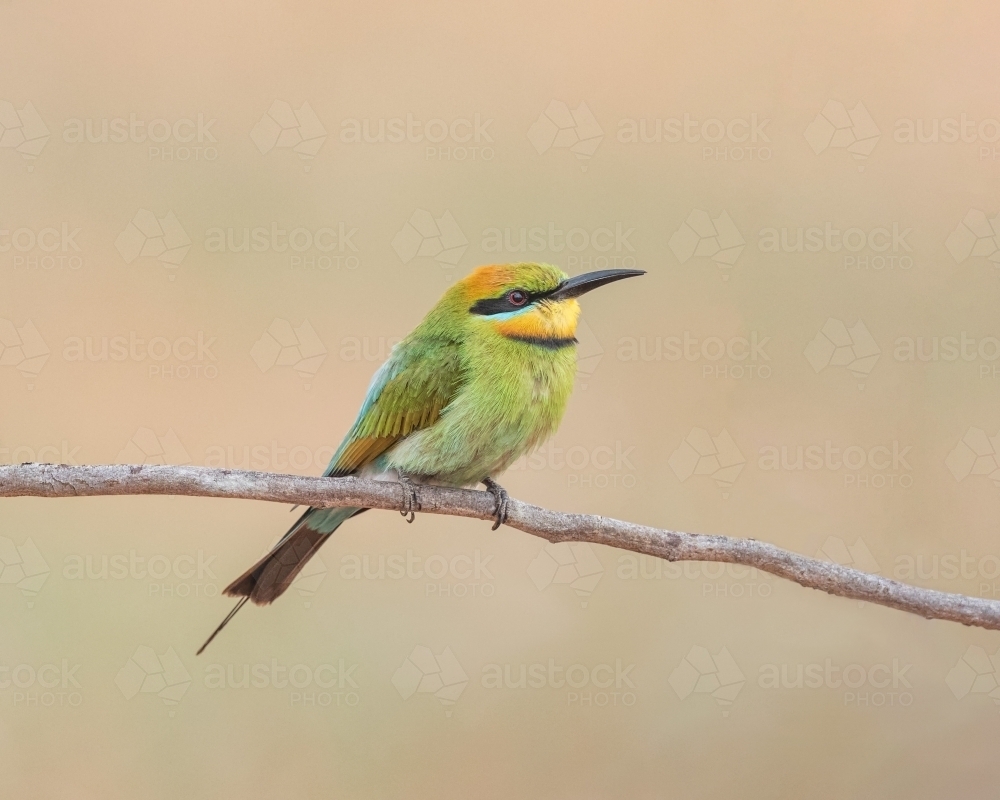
xmin=398 ymin=474 xmax=420 ymax=523
xmin=483 ymin=478 xmax=509 ymax=531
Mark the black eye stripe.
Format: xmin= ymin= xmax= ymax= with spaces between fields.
xmin=469 ymin=288 xmax=538 ymax=316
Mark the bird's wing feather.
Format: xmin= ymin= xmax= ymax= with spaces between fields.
xmin=324 ymin=336 xmax=463 ymax=477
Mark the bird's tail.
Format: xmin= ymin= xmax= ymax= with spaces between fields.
xmin=224 ymin=506 xmax=362 ymax=605
xmin=196 ymin=506 xmax=362 ymax=655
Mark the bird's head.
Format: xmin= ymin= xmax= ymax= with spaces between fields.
xmin=452 ymin=262 xmax=644 ymax=347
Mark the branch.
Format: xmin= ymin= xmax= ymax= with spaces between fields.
xmin=3 ymin=462 xmax=999 ymax=631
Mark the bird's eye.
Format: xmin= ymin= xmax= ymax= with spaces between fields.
xmin=507 ymin=290 xmax=528 ymax=307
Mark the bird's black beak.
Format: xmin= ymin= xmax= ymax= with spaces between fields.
xmin=546 ymin=268 xmax=646 ymax=301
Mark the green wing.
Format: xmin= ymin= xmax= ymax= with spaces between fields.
xmin=324 ymin=336 xmax=463 ymax=477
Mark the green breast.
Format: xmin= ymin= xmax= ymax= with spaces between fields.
xmin=384 ymin=335 xmax=577 ymax=486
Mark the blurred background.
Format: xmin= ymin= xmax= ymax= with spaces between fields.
xmin=4 ymin=0 xmax=1000 ymax=796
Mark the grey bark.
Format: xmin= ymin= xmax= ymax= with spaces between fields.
xmin=2 ymin=463 xmax=998 ymax=631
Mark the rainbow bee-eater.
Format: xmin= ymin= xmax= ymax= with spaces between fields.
xmin=198 ymin=262 xmax=643 ymax=653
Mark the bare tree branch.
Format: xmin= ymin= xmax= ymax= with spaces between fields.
xmin=3 ymin=462 xmax=998 ymax=631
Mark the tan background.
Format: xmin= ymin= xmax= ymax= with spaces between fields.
xmin=4 ymin=0 xmax=1000 ymax=796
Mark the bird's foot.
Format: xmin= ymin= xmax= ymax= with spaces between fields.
xmin=482 ymin=477 xmax=509 ymax=531
xmin=398 ymin=472 xmax=421 ymax=523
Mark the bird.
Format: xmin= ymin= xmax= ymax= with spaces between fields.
xmin=197 ymin=262 xmax=643 ymax=653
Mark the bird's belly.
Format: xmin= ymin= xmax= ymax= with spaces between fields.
xmin=382 ymin=351 xmax=575 ymax=486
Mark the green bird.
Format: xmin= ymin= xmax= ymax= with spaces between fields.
xmin=197 ymin=262 xmax=643 ymax=653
